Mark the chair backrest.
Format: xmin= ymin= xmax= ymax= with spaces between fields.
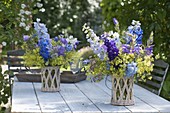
xmin=7 ymin=50 xmax=27 ymax=73
xmin=137 ymin=59 xmax=169 ymax=95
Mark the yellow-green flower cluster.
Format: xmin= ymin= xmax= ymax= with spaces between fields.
xmin=23 ymin=48 xmax=45 ymax=67
xmin=136 ymin=55 xmax=154 ymax=76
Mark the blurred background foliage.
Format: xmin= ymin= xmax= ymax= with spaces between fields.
xmin=33 ymin=0 xmax=103 ymax=47
xmin=0 ymin=0 xmax=34 ymax=52
xmin=0 ymin=67 xmax=11 ymax=112
xmin=0 ymin=0 xmax=169 ymax=101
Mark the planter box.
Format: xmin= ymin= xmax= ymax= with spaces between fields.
xmin=15 ymin=73 xmax=41 ymax=82
xmin=16 ymin=71 xmax=87 ymax=83
xmin=61 ymin=71 xmax=87 ymax=83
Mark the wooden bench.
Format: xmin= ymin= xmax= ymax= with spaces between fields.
xmin=137 ymin=59 xmax=169 ymax=95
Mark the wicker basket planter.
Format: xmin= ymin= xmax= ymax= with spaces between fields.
xmin=41 ymin=66 xmax=60 ymax=92
xmin=111 ymin=76 xmax=134 ymax=106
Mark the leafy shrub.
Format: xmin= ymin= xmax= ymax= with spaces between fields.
xmin=33 ymin=0 xmax=103 ymax=45
xmin=0 ymin=67 xmax=11 ymax=111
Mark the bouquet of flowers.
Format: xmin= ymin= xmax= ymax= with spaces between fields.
xmin=82 ymin=19 xmax=154 ymax=80
xmin=22 ymin=19 xmax=79 ymax=68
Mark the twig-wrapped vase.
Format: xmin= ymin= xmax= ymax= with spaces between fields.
xmin=41 ymin=66 xmax=60 ymax=92
xmin=111 ymin=76 xmax=134 ymax=105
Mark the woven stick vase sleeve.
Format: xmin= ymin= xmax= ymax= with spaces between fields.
xmin=41 ymin=66 xmax=60 ymax=92
xmin=111 ymin=76 xmax=134 ymax=106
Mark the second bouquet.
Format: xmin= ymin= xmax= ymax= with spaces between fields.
xmin=22 ymin=19 xmax=79 ymax=92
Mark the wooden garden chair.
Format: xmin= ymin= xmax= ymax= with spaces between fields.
xmin=136 ymin=59 xmax=169 ymax=95
xmin=7 ymin=49 xmax=41 ymax=83
xmin=7 ymin=50 xmax=26 ymax=81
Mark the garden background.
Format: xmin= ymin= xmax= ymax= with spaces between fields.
xmin=0 ymin=0 xmax=170 ymax=109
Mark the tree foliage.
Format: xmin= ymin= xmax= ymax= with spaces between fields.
xmin=0 ymin=0 xmax=40 ymax=53
xmin=0 ymin=67 xmax=11 ymax=111
xmin=101 ymin=0 xmax=170 ymax=59
xmin=101 ymin=0 xmax=170 ymax=100
xmin=34 ymin=0 xmax=103 ymax=45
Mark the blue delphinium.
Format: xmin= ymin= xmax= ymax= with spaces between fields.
xmin=65 ymin=44 xmax=73 ymax=51
xmin=125 ymin=62 xmax=138 ymax=77
xmin=38 ymin=38 xmax=52 ymax=62
xmin=83 ymin=59 xmax=90 ymax=65
xmin=54 ymin=36 xmax=59 ymax=42
xmin=34 ymin=20 xmax=52 ymax=62
xmin=34 ymin=22 xmax=48 ymax=38
xmin=125 ymin=20 xmax=143 ymax=45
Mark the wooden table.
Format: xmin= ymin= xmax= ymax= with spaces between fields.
xmin=12 ymin=79 xmax=170 ymax=113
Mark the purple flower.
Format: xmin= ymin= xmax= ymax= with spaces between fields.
xmin=54 ymin=36 xmax=58 ymax=42
xmin=122 ymin=44 xmax=130 ymax=53
xmin=104 ymin=39 xmax=119 ymax=61
xmin=101 ymin=44 xmax=107 ymax=51
xmin=74 ymin=41 xmax=80 ymax=49
xmin=113 ymin=18 xmax=119 ymax=25
xmin=83 ymin=59 xmax=90 ymax=65
xmin=122 ymin=44 xmax=141 ymax=54
xmin=23 ymin=35 xmax=30 ymax=41
xmin=145 ymin=45 xmax=154 ymax=55
xmin=132 ymin=46 xmax=141 ymax=54
xmin=76 ymin=41 xmax=80 ymax=45
xmin=60 ymin=38 xmax=68 ymax=44
xmin=58 ymin=46 xmax=65 ymax=56
xmin=100 ymin=33 xmax=109 ymax=41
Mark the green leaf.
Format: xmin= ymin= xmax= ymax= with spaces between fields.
xmin=157 ymin=9 xmax=166 ymax=21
